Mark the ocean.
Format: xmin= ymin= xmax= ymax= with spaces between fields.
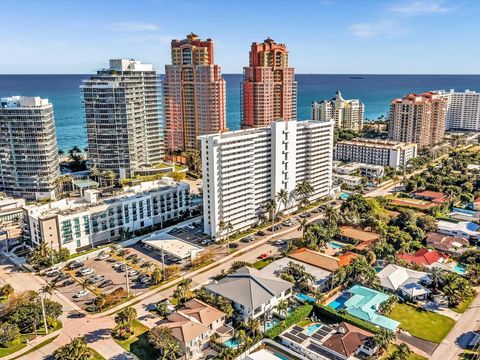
xmin=1 ymin=74 xmax=480 ymax=150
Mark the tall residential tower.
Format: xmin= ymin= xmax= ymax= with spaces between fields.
xmin=241 ymin=38 xmax=297 ymax=128
xmin=388 ymin=92 xmax=447 ymax=148
xmin=436 ymin=89 xmax=480 ymax=131
xmin=163 ymin=33 xmax=227 ymax=154
xmin=0 ymin=96 xmax=59 ymax=200
xmin=81 ymin=59 xmax=163 ymax=179
xmin=312 ymin=91 xmax=364 ymax=131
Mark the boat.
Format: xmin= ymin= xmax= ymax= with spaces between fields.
xmin=349 ymin=76 xmax=364 ymax=79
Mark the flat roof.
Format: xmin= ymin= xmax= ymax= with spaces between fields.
xmin=142 ymin=233 xmax=203 ymax=259
xmin=340 ymin=226 xmax=380 ymax=242
xmin=260 ymin=257 xmax=331 ymax=286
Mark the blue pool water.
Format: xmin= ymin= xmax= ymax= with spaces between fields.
xmin=328 ymin=295 xmax=348 ymax=310
xmin=274 ymin=354 xmax=289 ymax=360
xmin=339 ymin=193 xmax=350 ymax=200
xmin=306 ymin=323 xmax=322 ymax=336
xmin=453 ymin=264 xmax=466 ymax=275
xmin=374 ymin=267 xmax=383 ymax=273
xmin=328 ymin=241 xmax=345 ymax=249
xmin=224 ymin=338 xmax=240 ymax=348
xmin=295 ymin=293 xmax=316 ymax=303
xmin=265 ymin=318 xmax=280 ymax=331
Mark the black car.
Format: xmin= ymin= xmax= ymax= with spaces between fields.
xmin=229 ymin=243 xmax=239 ymax=249
xmin=98 ymin=279 xmax=113 ymax=288
xmin=256 ymin=231 xmax=266 ymax=236
xmin=54 ymin=273 xmax=69 ymax=282
xmin=67 ymin=261 xmax=84 ymax=270
xmin=62 ymin=279 xmax=75 ymax=287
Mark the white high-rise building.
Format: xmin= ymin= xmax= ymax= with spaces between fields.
xmin=82 ymin=59 xmax=164 ymax=180
xmin=312 ymin=91 xmax=364 ymax=131
xmin=0 ymin=96 xmax=59 ymax=200
xmin=200 ymin=120 xmax=334 ymax=240
xmin=435 ymin=90 xmax=480 ymax=131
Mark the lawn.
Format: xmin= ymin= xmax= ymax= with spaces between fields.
xmin=388 ymin=303 xmax=455 ymax=343
xmin=381 ymin=345 xmax=428 ymax=360
xmin=115 ymin=320 xmax=158 ymax=360
xmin=10 ymin=335 xmax=59 ymax=360
xmin=451 ymin=295 xmax=475 ymax=314
xmin=251 ymin=258 xmax=273 ymax=270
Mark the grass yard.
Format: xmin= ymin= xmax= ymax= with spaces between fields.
xmin=451 ymin=295 xmax=475 ymax=314
xmin=0 ymin=340 xmax=27 ymax=358
xmin=115 ymin=319 xmax=158 ymax=360
xmin=10 ymin=335 xmax=59 ymax=360
xmin=251 ymin=258 xmax=273 ymax=270
xmin=388 ymin=303 xmax=455 ymax=343
xmin=90 ymin=348 xmax=106 ymax=360
xmin=381 ymin=345 xmax=428 ymax=360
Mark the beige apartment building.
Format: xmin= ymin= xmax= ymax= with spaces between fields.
xmin=312 ymin=91 xmax=364 ymax=131
xmin=388 ymin=92 xmax=447 ymax=148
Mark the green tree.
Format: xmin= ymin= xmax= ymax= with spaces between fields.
xmin=151 ymin=266 xmax=163 ymax=285
xmin=276 ymin=299 xmax=289 ymax=318
xmin=372 ymin=328 xmax=396 ymax=353
xmin=0 ymin=284 xmax=14 ymax=299
xmin=173 ymin=278 xmax=192 ymax=305
xmin=0 ymin=322 xmax=20 ymax=347
xmin=54 ymin=337 xmax=92 ymax=360
xmin=246 ymin=318 xmax=261 ymax=337
xmin=115 ymin=307 xmax=137 ymax=333
xmin=149 ymin=326 xmax=178 ymax=357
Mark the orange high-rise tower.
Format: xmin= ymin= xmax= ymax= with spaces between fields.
xmin=241 ymin=38 xmax=297 ymax=128
xmin=163 ymin=33 xmax=226 ymax=154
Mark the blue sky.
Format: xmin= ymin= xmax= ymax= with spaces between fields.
xmin=0 ymin=0 xmax=477 ymax=74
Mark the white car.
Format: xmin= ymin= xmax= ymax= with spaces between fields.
xmin=97 ymin=253 xmax=109 ymax=261
xmin=275 ymin=239 xmax=287 ymax=245
xmin=79 ymin=268 xmax=94 ymax=276
xmin=45 ymin=267 xmax=61 ymax=276
xmin=74 ymin=290 xmax=89 ymax=298
xmin=113 ymin=262 xmax=124 ymax=269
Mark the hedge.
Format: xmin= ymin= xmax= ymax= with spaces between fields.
xmin=313 ymin=304 xmax=380 ymax=334
xmin=266 ymin=304 xmax=313 ymax=339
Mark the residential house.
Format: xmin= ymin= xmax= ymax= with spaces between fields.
xmin=159 ymin=299 xmax=228 ymax=359
xmin=280 ymin=321 xmax=377 ymax=360
xmin=338 ymin=226 xmax=380 ymax=253
xmin=470 ymin=197 xmax=480 ymax=211
xmin=425 ymin=232 xmax=470 ymax=254
xmin=289 ymin=247 xmax=360 ymax=272
xmin=411 ymin=190 xmax=447 ymax=204
xmin=377 ymin=264 xmax=431 ymax=300
xmin=397 ymin=248 xmax=448 ymax=267
xmin=204 ymin=267 xmax=292 ymax=322
xmin=437 ymin=220 xmax=480 ymax=241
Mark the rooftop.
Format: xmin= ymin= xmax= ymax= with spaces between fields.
xmin=260 ymin=257 xmax=331 ymax=286
xmin=339 ymin=226 xmax=380 ymax=242
xmin=377 ymin=264 xmax=430 ymax=292
xmin=336 ymin=137 xmax=416 ymax=149
xmin=437 ymin=220 xmax=480 ymax=236
xmin=142 ymin=233 xmax=203 ymax=260
xmin=322 ymin=322 xmax=374 ymax=358
xmin=398 ymin=248 xmax=448 ymax=266
xmin=205 ymin=267 xmax=292 ymax=310
xmin=289 ymin=248 xmax=359 ymax=272
xmin=1 ymin=96 xmax=50 ymax=108
xmin=425 ymin=232 xmax=470 ymax=252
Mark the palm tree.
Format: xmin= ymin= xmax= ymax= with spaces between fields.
xmin=237 ymin=329 xmax=247 ymax=345
xmin=297 ymin=217 xmax=308 ymax=239
xmin=265 ymin=199 xmax=277 ymax=234
xmin=295 ymin=180 xmax=314 ymax=209
xmin=103 ymin=170 xmax=117 ymax=186
xmin=53 ymin=337 xmax=92 ymax=360
xmin=149 ymin=326 xmax=175 ymax=356
xmin=63 ymin=174 xmax=74 ymax=192
xmin=392 ymin=343 xmax=412 ymax=360
xmin=429 ymin=267 xmax=444 ymax=291
xmin=40 ymin=280 xmax=58 ymax=299
xmin=276 ymin=299 xmax=289 ymax=318
xmin=173 ymin=278 xmax=192 ymax=305
xmin=276 ymin=189 xmax=289 ymax=213
xmin=115 ymin=307 xmax=137 ymax=332
xmin=151 ymin=266 xmax=163 ymax=285
xmin=324 ymin=205 xmax=340 ymax=230
xmin=163 ymin=340 xmax=181 ymax=360
xmin=246 ymin=318 xmax=261 ymax=337
xmin=90 ymin=167 xmax=100 ymax=182
xmin=373 ymin=328 xmax=396 ymax=353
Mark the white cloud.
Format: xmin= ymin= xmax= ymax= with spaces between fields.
xmin=349 ymin=20 xmax=407 ymax=38
xmin=108 ymin=21 xmax=160 ymax=32
xmin=389 ymin=0 xmax=453 ymax=16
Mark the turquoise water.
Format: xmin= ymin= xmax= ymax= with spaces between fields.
xmin=265 ymin=318 xmax=280 ymax=331
xmin=374 ymin=267 xmax=383 ymax=273
xmin=328 ymin=295 xmax=348 ymax=310
xmin=339 ymin=193 xmax=350 ymax=200
xmin=328 ymin=241 xmax=345 ymax=249
xmin=2 ymin=74 xmax=480 ymax=150
xmin=306 ymin=323 xmax=322 ymax=336
xmin=453 ymin=264 xmax=466 ymax=275
xmin=224 ymin=338 xmax=240 ymax=348
xmin=274 ymin=353 xmax=289 ymax=360
xmin=295 ymin=293 xmax=316 ymax=303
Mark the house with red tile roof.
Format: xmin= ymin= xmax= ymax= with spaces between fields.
xmin=412 ymin=190 xmax=447 ymax=204
xmin=398 ymin=248 xmax=448 ymax=267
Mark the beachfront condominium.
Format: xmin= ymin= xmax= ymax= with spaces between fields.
xmin=435 ymin=89 xmax=480 ymax=131
xmin=241 ymin=38 xmax=297 ymax=128
xmin=335 ymin=138 xmax=417 ymax=169
xmin=388 ymin=92 xmax=447 ymax=148
xmin=82 ymin=59 xmax=163 ymax=180
xmin=163 ymin=33 xmax=226 ymax=154
xmin=23 ymin=177 xmax=190 ymax=253
xmin=200 ymin=120 xmax=334 ymax=240
xmin=0 ymin=96 xmax=59 ymax=200
xmin=312 ymin=91 xmax=364 ymax=132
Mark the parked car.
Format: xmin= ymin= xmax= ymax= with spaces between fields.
xmin=54 ymin=273 xmax=69 ymax=282
xmin=46 ymin=269 xmax=60 ymax=277
xmin=256 ymin=231 xmax=266 ymax=236
xmin=275 ymin=239 xmax=286 ymax=245
xmin=119 ymin=265 xmax=132 ymax=272
xmin=140 ymin=276 xmax=151 ymax=284
xmin=258 ymin=253 xmax=269 ymax=259
xmin=62 ymin=279 xmax=75 ymax=287
xmin=106 ymin=257 xmax=117 ymax=263
xmin=241 ymin=237 xmax=253 ymax=243
xmin=73 ymin=290 xmax=89 ymax=299
xmin=79 ymin=268 xmax=94 ymax=276
xmin=67 ymin=261 xmax=83 ymax=270
xmin=126 ymin=254 xmax=138 ymax=261
xmin=125 ymin=270 xmax=138 ymax=277
xmin=229 ymin=243 xmax=239 ymax=249
xmin=98 ymin=279 xmax=113 ymax=288
xmin=87 ymin=275 xmax=104 ymax=284
xmin=97 ymin=253 xmax=109 ymax=261
xmin=112 ymin=262 xmax=124 ymax=269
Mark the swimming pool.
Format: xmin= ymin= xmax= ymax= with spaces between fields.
xmin=306 ymin=323 xmax=322 ymax=336
xmin=328 ymin=241 xmax=345 ymax=249
xmin=295 ymin=293 xmax=316 ymax=303
xmin=453 ymin=264 xmax=466 ymax=275
xmin=339 ymin=193 xmax=350 ymax=200
xmin=328 ymin=295 xmax=348 ymax=310
xmin=265 ymin=318 xmax=280 ymax=331
xmin=224 ymin=338 xmax=240 ymax=348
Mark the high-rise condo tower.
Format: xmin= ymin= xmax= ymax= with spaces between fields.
xmin=163 ymin=33 xmax=227 ymax=154
xmin=241 ymin=38 xmax=297 ymax=128
xmin=0 ymin=96 xmax=60 ymax=200
xmin=82 ymin=59 xmax=163 ymax=180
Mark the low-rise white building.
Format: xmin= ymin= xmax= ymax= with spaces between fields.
xmin=335 ymin=138 xmax=417 ymax=169
xmin=437 ymin=220 xmax=480 ymax=241
xmin=333 ymin=174 xmax=362 ymax=188
xmin=23 ymin=178 xmax=190 ymax=253
xmin=200 ymin=120 xmax=334 ymax=240
xmin=334 ymin=162 xmax=384 ymax=179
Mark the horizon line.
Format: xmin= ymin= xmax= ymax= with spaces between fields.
xmin=1 ymin=73 xmax=480 ymax=76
